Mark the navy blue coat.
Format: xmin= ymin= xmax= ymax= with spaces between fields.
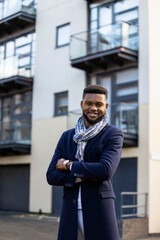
xmin=47 ymin=124 xmax=123 ymax=240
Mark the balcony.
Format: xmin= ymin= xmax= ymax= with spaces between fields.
xmin=0 ymin=0 xmax=36 ymax=37
xmin=70 ymin=22 xmax=138 ymax=72
xmin=0 ymin=54 xmax=33 ymax=92
xmin=67 ymin=103 xmax=138 ymax=147
xmin=0 ymin=121 xmax=31 ymax=155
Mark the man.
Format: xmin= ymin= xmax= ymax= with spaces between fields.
xmin=47 ymin=85 xmax=123 ymax=240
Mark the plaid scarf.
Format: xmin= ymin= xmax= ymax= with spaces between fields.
xmin=73 ymin=113 xmax=108 ymax=162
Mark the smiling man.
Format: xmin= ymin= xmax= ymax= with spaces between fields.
xmin=47 ymin=85 xmax=124 ymax=240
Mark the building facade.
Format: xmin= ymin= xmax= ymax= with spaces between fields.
xmin=0 ymin=0 xmax=160 ymax=235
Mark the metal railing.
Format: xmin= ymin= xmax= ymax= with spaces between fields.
xmin=0 ymin=54 xmax=34 ymax=80
xmin=0 ymin=0 xmax=36 ymax=20
xmin=120 ymin=192 xmax=148 ymax=219
xmin=67 ymin=102 xmax=138 ymax=135
xmin=70 ymin=21 xmax=138 ymax=60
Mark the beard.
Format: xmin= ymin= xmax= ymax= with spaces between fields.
xmin=83 ymin=112 xmax=104 ymax=125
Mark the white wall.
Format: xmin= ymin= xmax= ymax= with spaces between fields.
xmin=147 ymin=0 xmax=160 ymax=233
xmin=32 ymin=0 xmax=87 ymax=120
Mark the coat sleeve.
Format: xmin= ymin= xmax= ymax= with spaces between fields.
xmin=46 ymin=132 xmax=75 ymax=188
xmin=70 ymin=129 xmax=123 ymax=181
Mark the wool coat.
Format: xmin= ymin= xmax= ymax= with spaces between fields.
xmin=47 ymin=123 xmax=124 ymax=240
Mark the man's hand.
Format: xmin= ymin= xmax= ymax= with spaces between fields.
xmin=56 ymin=158 xmax=72 ymax=171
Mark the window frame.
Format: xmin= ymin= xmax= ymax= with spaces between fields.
xmin=89 ymin=2 xmax=139 ymax=31
xmin=56 ymin=23 xmax=70 ymax=48
xmin=0 ymin=90 xmax=32 ymax=144
xmin=54 ymin=91 xmax=68 ymax=116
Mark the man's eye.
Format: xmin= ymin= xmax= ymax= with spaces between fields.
xmin=96 ymin=103 xmax=102 ymax=107
xmin=86 ymin=102 xmax=91 ymax=106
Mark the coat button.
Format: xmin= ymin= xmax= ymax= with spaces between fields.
xmin=74 ymin=173 xmax=77 ymax=177
xmin=73 ymin=199 xmax=76 ymax=204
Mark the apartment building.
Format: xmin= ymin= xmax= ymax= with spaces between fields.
xmin=0 ymin=0 xmax=160 ymax=236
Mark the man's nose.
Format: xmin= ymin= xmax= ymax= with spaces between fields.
xmin=90 ymin=104 xmax=97 ymax=111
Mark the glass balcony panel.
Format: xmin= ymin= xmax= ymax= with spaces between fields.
xmin=70 ymin=32 xmax=88 ymax=60
xmin=3 ymin=0 xmax=21 ymax=19
xmin=0 ymin=0 xmax=36 ymax=20
xmin=70 ymin=22 xmax=138 ymax=61
xmin=0 ymin=56 xmax=18 ymax=79
xmin=67 ymin=110 xmax=81 ymax=130
xmin=0 ymin=55 xmax=33 ymax=79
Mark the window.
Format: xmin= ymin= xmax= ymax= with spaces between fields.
xmin=55 ymin=91 xmax=68 ymax=116
xmin=56 ymin=23 xmax=70 ymax=48
xmin=0 ymin=91 xmax=32 ymax=144
xmin=89 ymin=0 xmax=139 ymax=31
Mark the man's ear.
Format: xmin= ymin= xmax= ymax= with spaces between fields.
xmin=81 ymin=100 xmax=83 ymax=108
xmin=105 ymin=102 xmax=108 ymax=110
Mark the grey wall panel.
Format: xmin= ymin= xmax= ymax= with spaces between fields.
xmin=0 ymin=164 xmax=30 ymax=212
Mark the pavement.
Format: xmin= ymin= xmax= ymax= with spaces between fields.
xmin=0 ymin=211 xmax=160 ymax=240
xmin=0 ymin=211 xmax=59 ymax=240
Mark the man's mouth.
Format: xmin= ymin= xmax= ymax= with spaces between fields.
xmin=87 ymin=112 xmax=98 ymax=118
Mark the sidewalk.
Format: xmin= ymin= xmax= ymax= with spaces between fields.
xmin=0 ymin=211 xmax=160 ymax=240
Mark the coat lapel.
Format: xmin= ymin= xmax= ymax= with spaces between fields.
xmin=71 ymin=129 xmax=77 ymax=156
xmin=84 ymin=124 xmax=108 ymax=157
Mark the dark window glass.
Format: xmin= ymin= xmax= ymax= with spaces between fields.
xmin=55 ymin=91 xmax=68 ymax=116
xmin=0 ymin=91 xmax=32 ymax=143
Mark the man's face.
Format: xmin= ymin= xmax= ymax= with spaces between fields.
xmin=81 ymin=93 xmax=108 ymax=127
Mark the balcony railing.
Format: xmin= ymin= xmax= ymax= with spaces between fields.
xmin=0 ymin=120 xmax=31 ymax=155
xmin=120 ymin=192 xmax=148 ymax=219
xmin=70 ymin=22 xmax=138 ymax=71
xmin=0 ymin=54 xmax=34 ymax=91
xmin=0 ymin=0 xmax=36 ymax=36
xmin=0 ymin=0 xmax=36 ymax=20
xmin=67 ymin=102 xmax=138 ymax=147
xmin=0 ymin=54 xmax=34 ymax=79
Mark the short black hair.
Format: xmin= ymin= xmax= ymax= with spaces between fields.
xmin=83 ymin=84 xmax=108 ymax=99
